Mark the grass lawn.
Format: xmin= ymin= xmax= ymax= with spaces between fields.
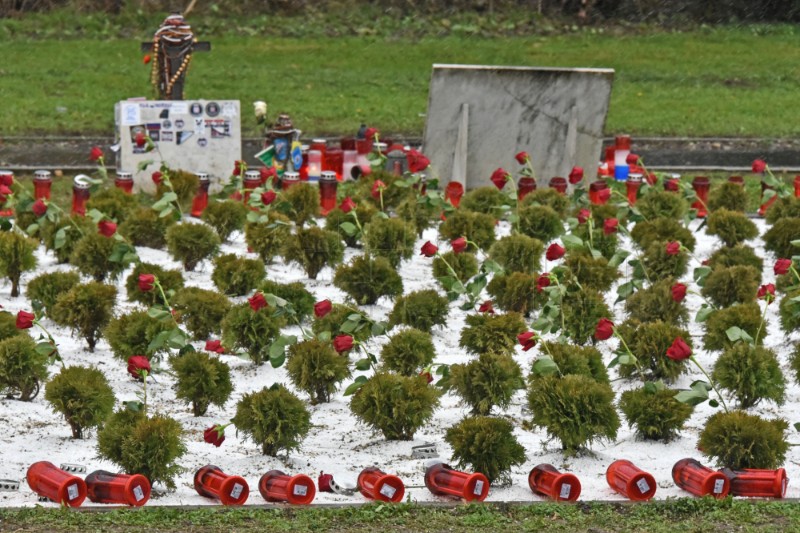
xmin=1 ymin=25 xmax=798 ymax=138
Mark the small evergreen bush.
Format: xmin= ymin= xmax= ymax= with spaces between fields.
xmin=488 ymin=234 xmax=543 ymax=274
xmin=0 ymin=230 xmax=37 ymax=297
xmin=486 ymin=272 xmax=539 ymax=316
xmin=432 ymin=251 xmax=479 ymax=284
xmin=0 ymin=335 xmax=48 ymax=401
xmin=165 ymin=222 xmax=220 ymax=271
xmin=259 ymin=279 xmax=315 ymax=322
xmin=459 ymin=312 xmax=526 ymax=356
xmin=86 ymin=187 xmax=138 ymax=224
xmin=449 ymin=352 xmax=523 ymax=415
xmin=789 ymin=342 xmax=800 ymax=385
xmin=561 ymin=288 xmax=612 ymax=345
xmin=445 ymin=416 xmax=526 ymax=484
xmin=706 ymin=209 xmax=759 ymax=247
xmin=397 ymin=196 xmax=437 ymax=239
xmin=563 ymin=251 xmax=619 ymax=292
xmin=171 ymin=350 xmax=234 ymax=416
xmin=365 ymin=216 xmax=416 ymax=268
xmin=244 ymin=212 xmax=292 ymax=263
xmin=779 ymin=290 xmax=800 ymax=333
xmin=201 ymin=199 xmax=248 ymax=242
xmin=40 ymin=215 xmax=93 ymax=263
xmin=44 ymin=365 xmax=115 ymax=439
xmin=713 ymin=343 xmax=785 ymax=409
xmin=282 ymin=182 xmax=320 ymax=226
xmin=699 ymin=411 xmax=788 ymax=470
xmin=765 ymin=196 xmax=800 ymax=224
xmin=104 ymin=310 xmax=173 ymax=361
xmin=124 ymin=262 xmax=184 ymax=306
xmin=439 ymin=210 xmax=496 ymax=251
xmin=388 ymin=289 xmax=449 ymax=332
xmin=312 ymin=305 xmax=373 ymax=343
xmin=703 ymin=303 xmax=763 ymax=351
xmin=523 ymin=188 xmax=570 ymax=216
xmin=700 ymin=265 xmax=760 ymax=308
xmin=51 ymin=282 xmax=117 ymax=352
xmin=232 ymin=384 xmax=311 ymax=455
xmin=69 ymin=232 xmax=124 ymax=282
xmin=325 ymin=204 xmax=377 ymax=246
xmin=619 ymin=387 xmax=693 ymax=441
xmin=637 ymin=190 xmax=688 ymax=220
xmin=333 ymin=254 xmax=403 ymax=305
xmin=157 ymin=169 xmax=199 ymax=211
xmin=172 ymin=287 xmax=231 ymax=340
xmin=630 ymin=217 xmax=696 ymax=252
xmin=763 ymin=217 xmax=800 ymax=258
xmin=572 ymin=224 xmax=619 ymax=259
xmin=118 ymin=206 xmax=174 ymax=249
xmin=707 ymin=244 xmax=764 ymax=272
xmin=615 ymin=320 xmax=690 ymax=383
xmin=459 ymin=186 xmax=507 ymax=216
xmin=283 ymin=227 xmax=345 ymax=279
xmin=26 ymin=270 xmax=81 ymax=317
xmin=708 ymin=181 xmax=749 ymax=213
xmin=354 ymin=171 xmax=409 ymax=210
xmin=286 ymin=339 xmax=351 ymax=404
xmin=518 ymin=204 xmax=564 ymax=243
xmin=380 ymin=328 xmax=436 ymax=376
xmin=0 ymin=311 xmax=24 ymax=342
xmin=625 ymin=278 xmax=689 ymax=325
xmin=211 ymin=253 xmax=265 ymax=296
xmin=641 ymin=240 xmax=689 ymax=279
xmin=221 ymin=303 xmax=285 ymax=365
xmin=537 ymin=342 xmax=609 ymax=383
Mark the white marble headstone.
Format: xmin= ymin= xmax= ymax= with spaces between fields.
xmin=423 ymin=64 xmax=614 ymax=189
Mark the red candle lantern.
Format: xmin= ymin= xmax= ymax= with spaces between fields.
xmin=243 ymin=170 xmax=261 ymax=205
xmin=0 ymin=170 xmax=14 ymax=216
xmin=86 ymin=470 xmax=151 ymax=506
xmin=340 ymin=137 xmax=356 ymax=151
xmin=194 ymin=465 xmax=249 ymax=506
xmin=759 ymin=179 xmax=777 ymax=217
xmin=606 ymin=459 xmax=657 ymax=501
xmin=672 ymin=458 xmax=729 ymax=499
xmin=324 ymin=148 xmax=344 ymax=181
xmin=319 ymin=171 xmax=338 ymax=215
xmin=794 ymin=175 xmax=800 ymax=198
xmin=191 ymin=172 xmax=210 ymax=217
xmin=626 ymin=174 xmax=642 ymax=205
xmin=549 ymin=177 xmax=567 ymax=194
xmin=357 ymin=467 xmax=405 ymax=503
xmin=282 ymin=171 xmax=300 ymax=190
xmin=424 ymin=463 xmax=489 ymax=502
xmin=599 ymin=145 xmax=616 ymax=177
xmin=588 ymin=180 xmax=609 ymax=205
xmin=720 ymin=468 xmax=788 ymax=498
xmin=445 ymin=181 xmax=464 ymax=207
xmin=71 ymin=175 xmax=92 ymax=216
xmin=26 ymin=461 xmax=87 ymax=507
xmin=528 ymin=464 xmax=581 ymax=502
xmin=34 ymin=170 xmax=53 ymax=200
xmin=307 ymin=149 xmax=323 ymax=182
xmin=691 ymin=176 xmax=711 ymax=217
xmin=112 ymin=170 xmax=132 ymax=194
xmin=258 ymin=470 xmax=316 ymax=505
xmin=728 ymin=175 xmax=745 ymax=186
xmin=310 ymin=138 xmax=327 ymax=157
xmin=517 ymin=177 xmax=537 ymax=200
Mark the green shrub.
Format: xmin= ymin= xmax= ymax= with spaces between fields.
xmin=40 ymin=214 xmax=93 ymax=263
xmin=245 ymin=212 xmax=292 ymax=263
xmin=615 ymin=320 xmax=690 ymax=383
xmin=232 ymin=385 xmax=311 ymax=455
xmin=221 ymin=303 xmax=285 ymax=365
xmin=459 ymin=186 xmax=507 ymax=216
xmin=637 ymin=190 xmax=688 ymax=220
xmin=364 ymin=216 xmax=416 ymax=268
xmin=518 ymin=204 xmax=564 ymax=243
xmin=282 ymin=182 xmax=320 ymax=226
xmin=523 ymin=188 xmax=570 ymax=216
xmin=118 ymin=206 xmax=174 ymax=249
xmin=625 ymin=278 xmax=689 ymax=325
xmin=459 ymin=312 xmax=526 ymax=356
xmin=764 ymin=218 xmax=800 ymax=258
xmin=125 ymin=262 xmax=185 ymax=306
xmin=350 ymin=372 xmax=440 ymax=440
xmin=641 ymin=240 xmax=689 ymax=280
xmin=572 ymin=224 xmax=619 ymax=259
xmin=708 ymin=181 xmax=749 ymax=213
xmin=789 ymin=342 xmax=800 ymax=385
xmin=380 ymin=328 xmax=436 ymax=376
xmin=449 ymin=352 xmax=523 ymax=415
xmin=44 ymin=365 xmax=115 ymax=439
xmin=388 ymin=289 xmax=449 ymax=332
xmin=283 ymin=227 xmax=344 ymax=279
xmin=171 ymin=350 xmax=234 ymax=416
xmin=707 ymin=244 xmax=764 ymax=272
xmin=0 ymin=311 xmax=24 ymax=342
xmin=0 ymin=230 xmax=37 ymax=296
xmin=439 ymin=210 xmax=496 ymax=251
xmin=713 ymin=343 xmax=785 ymax=409
xmin=700 ymin=265 xmax=760 ymax=308
xmin=699 ymin=411 xmax=788 ymax=470
xmin=324 ymin=204 xmax=377 ymax=246
xmin=353 ymin=170 xmax=410 ymax=211
xmin=165 ymin=222 xmax=220 ymax=271
xmin=211 ymin=253 xmax=265 ymax=296
xmin=333 ymin=254 xmax=403 ymax=305
xmin=588 ymin=203 xmax=622 ymax=226
xmin=563 ymin=251 xmax=619 ymax=292
xmin=157 ymin=169 xmax=199 ymax=211
xmin=172 ymin=287 xmax=231 ymax=340
xmin=619 ymin=387 xmax=693 ymax=441
xmin=536 ymin=342 xmax=609 ymax=383
xmin=488 ymin=234 xmax=543 ymax=274
xmin=104 ymin=310 xmax=173 ymax=361
xmin=51 ymin=282 xmax=117 ymax=352
xmin=445 ymin=416 xmax=526 ymax=484
xmin=97 ymin=409 xmax=187 ymax=490
xmin=706 ymin=208 xmax=759 ymax=247
xmin=432 ymin=251 xmax=479 ymax=284
xmin=561 ymin=288 xmax=611 ymax=345
xmin=312 ymin=305 xmax=373 ymax=343
xmin=703 ymin=303 xmax=763 ymax=351
xmin=0 ymin=335 xmax=48 ymax=401
xmin=201 ymin=199 xmax=248 ymax=242
xmin=527 ymin=374 xmax=619 ymax=456
xmin=486 ymin=272 xmax=540 ymax=316
xmin=765 ymin=196 xmax=800 ymax=224
xmin=286 ymin=339 xmax=351 ymax=404
xmin=779 ymin=290 xmax=800 ymax=333
xmin=86 ymin=187 xmax=138 ymax=224
xmin=69 ymin=232 xmax=124 ymax=282
xmin=26 ymin=270 xmax=81 ymax=317
xmin=630 ymin=217 xmax=696 ymax=252
xmin=397 ymin=196 xmax=437 ymax=239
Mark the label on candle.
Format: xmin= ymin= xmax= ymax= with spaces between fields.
xmin=473 ymin=480 xmax=484 ymax=496
xmin=379 ymin=484 xmax=397 ymax=499
xmin=713 ymin=479 xmax=724 ymax=494
xmin=293 ymin=484 xmax=308 ymax=497
xmin=559 ymin=483 xmax=572 ymax=499
xmin=133 ymin=485 xmax=145 ymax=501
xmin=231 ymin=483 xmax=244 ymax=499
xmin=636 ymin=478 xmax=650 ymax=494
xmin=67 ymin=483 xmax=79 ymax=501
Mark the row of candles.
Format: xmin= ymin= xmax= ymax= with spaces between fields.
xmin=23 ymin=458 xmax=788 ymax=507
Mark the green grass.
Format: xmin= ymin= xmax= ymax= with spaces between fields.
xmin=1 ymin=23 xmax=798 ymax=137
xmin=1 ymin=499 xmax=800 ymax=532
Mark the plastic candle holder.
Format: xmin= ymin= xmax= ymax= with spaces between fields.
xmin=626 ymin=174 xmax=642 ymax=205
xmin=606 ymin=459 xmax=657 ymax=501
xmin=258 ymin=470 xmax=316 ymax=505
xmin=517 ymin=177 xmax=537 ymax=200
xmin=720 ymin=467 xmax=788 ymax=498
xmin=671 ymin=458 xmax=729 ymax=499
xmin=528 ymin=464 xmax=581 ymax=502
xmin=424 ymin=463 xmax=489 ymax=502
xmin=589 ymin=180 xmax=610 ymax=205
xmin=319 ymin=171 xmax=338 ymax=215
xmin=86 ymin=470 xmax=151 ymax=506
xmin=191 ymin=172 xmax=210 ymax=217
xmin=34 ymin=169 xmax=53 ymax=200
xmin=691 ymin=176 xmax=711 ymax=217
xmin=194 ymin=465 xmax=249 ymax=506
xmin=548 ymin=177 xmax=567 ymax=194
xmin=357 ymin=467 xmax=405 ymax=503
xmin=26 ymin=461 xmax=87 ymax=507
xmin=71 ymin=175 xmax=92 ymax=216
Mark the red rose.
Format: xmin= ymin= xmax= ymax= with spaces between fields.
xmin=407 ymin=149 xmax=430 ymax=173
xmin=517 ymin=331 xmax=538 ymax=351
xmin=666 ymin=337 xmax=692 ymax=361
xmin=577 ymin=208 xmax=591 ymax=224
xmin=371 ymin=180 xmax=386 ymax=200
xmin=31 ymin=199 xmax=48 ymax=218
xmin=143 ymin=54 xmax=152 ymax=64
xmin=127 ymin=355 xmax=151 ymax=380
xmin=536 ymin=273 xmax=551 ymax=292
xmin=261 ymin=190 xmax=277 ymax=206
xmin=546 ymin=243 xmax=565 ymax=261
xmin=333 ymin=334 xmax=354 ymax=353
xmin=664 ymin=179 xmax=679 ymax=192
xmin=152 ymin=171 xmax=163 ymax=185
xmin=260 ymin=166 xmax=277 ymax=183
xmin=0 ymin=184 xmax=12 ymax=197
xmin=671 ymin=282 xmax=687 ymax=302
xmin=0 ymin=174 xmax=12 ymax=186
xmin=98 ymin=220 xmax=117 ymax=237
xmin=515 ymin=151 xmax=530 ymax=165
xmin=364 ymin=127 xmax=379 ymax=140
xmin=318 ymin=473 xmax=334 ymax=492
xmin=420 ymin=241 xmax=438 ymax=257
xmin=478 ymin=300 xmax=495 ymax=314
xmin=205 ymin=339 xmax=225 ymax=354
xmin=490 ymin=168 xmax=509 ymax=190
xmin=203 ymin=425 xmax=225 ymax=447
xmin=340 ymin=197 xmax=356 ymax=213
xmin=758 ymin=283 xmax=776 ymax=302
xmin=645 ymin=172 xmax=658 ymax=185
xmin=248 ymin=292 xmax=267 ymax=311
xmin=775 ymin=259 xmax=792 ymax=276
xmin=626 ymin=153 xmax=640 ymax=166
xmin=451 ymin=237 xmax=467 ymax=254
xmin=596 ymin=187 xmax=611 ymax=205
xmin=233 ymin=160 xmax=245 ymax=176
xmin=135 ymin=132 xmax=147 ymax=148
xmin=752 ymin=159 xmax=767 ymax=174
xmin=594 ymin=318 xmax=615 ymax=341
xmin=138 ymin=274 xmax=155 ymax=292
xmin=665 ymin=241 xmax=681 ymax=256
xmin=89 ymin=146 xmax=103 ymax=162
xmin=603 ymin=218 xmax=619 ymax=235
xmin=568 ymin=166 xmax=584 ymax=184
xmin=420 ymin=371 xmax=434 ymax=384
xmin=15 ymin=310 xmax=35 ymax=329
xmin=314 ymin=299 xmax=332 ymax=318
